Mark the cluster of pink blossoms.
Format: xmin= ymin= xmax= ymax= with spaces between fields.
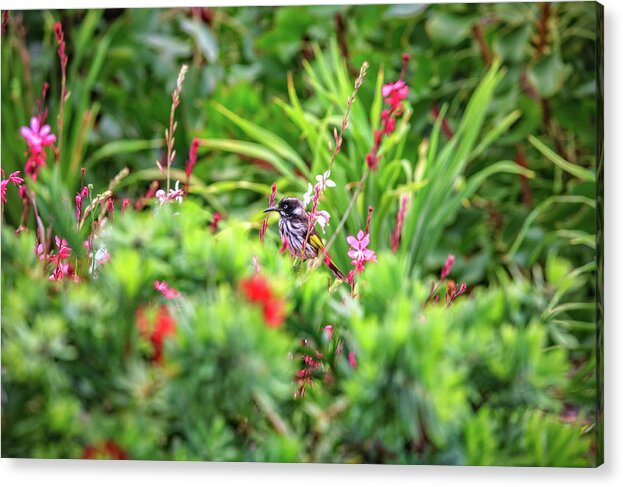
xmin=155 ymin=180 xmax=184 ymax=206
xmin=20 ymin=117 xmax=56 ymax=179
xmin=366 ymin=54 xmax=410 ymax=171
xmin=347 ymin=230 xmax=377 ymax=273
xmin=36 ymin=236 xmax=78 ymax=282
xmin=1 ymin=170 xmax=24 ymax=203
xmin=345 ymin=208 xmax=377 ymax=289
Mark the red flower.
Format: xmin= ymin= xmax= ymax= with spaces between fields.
xmin=365 ymin=153 xmax=379 ymax=171
xmin=240 ymin=275 xmax=286 ymax=328
xmin=82 ymin=440 xmax=128 ymax=460
xmin=263 ymin=298 xmax=285 ymax=328
xmin=209 ymin=212 xmax=222 ymax=233
xmin=136 ymin=305 xmax=177 ymax=364
xmin=381 ymin=109 xmax=396 ymax=135
xmin=240 ymin=274 xmax=273 ymax=303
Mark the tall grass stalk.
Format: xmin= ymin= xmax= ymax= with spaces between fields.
xmin=53 ymin=22 xmax=68 ymax=165
xmin=302 ymin=60 xmax=369 ymax=257
xmin=161 ymin=64 xmax=189 ymax=193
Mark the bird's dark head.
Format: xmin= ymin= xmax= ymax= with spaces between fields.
xmin=263 ymin=197 xmax=306 ymax=219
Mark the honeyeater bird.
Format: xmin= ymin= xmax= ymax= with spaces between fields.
xmin=263 ymin=197 xmax=347 ymax=281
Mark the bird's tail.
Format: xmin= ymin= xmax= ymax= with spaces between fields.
xmin=323 ymin=255 xmax=347 ymax=282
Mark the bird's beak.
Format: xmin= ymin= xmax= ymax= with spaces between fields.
xmin=263 ymin=206 xmax=278 ymax=213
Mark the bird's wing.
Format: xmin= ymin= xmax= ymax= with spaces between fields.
xmin=307 ymin=231 xmax=325 ymax=252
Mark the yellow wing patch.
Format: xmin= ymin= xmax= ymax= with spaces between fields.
xmin=308 ymin=233 xmax=325 ymax=252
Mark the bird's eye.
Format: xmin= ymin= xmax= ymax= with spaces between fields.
xmin=283 ymin=203 xmax=289 ymax=210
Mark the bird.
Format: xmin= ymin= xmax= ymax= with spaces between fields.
xmin=263 ymin=197 xmax=347 ymax=281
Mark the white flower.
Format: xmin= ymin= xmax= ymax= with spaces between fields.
xmin=171 ymin=180 xmax=184 ymax=204
xmin=314 ymin=210 xmax=331 ymax=233
xmin=315 ymin=170 xmax=336 ymax=192
xmin=155 ymin=189 xmax=167 ymax=204
xmin=302 ymin=183 xmax=314 ymax=208
xmin=155 ymin=180 xmax=184 ymax=206
xmin=95 ymin=247 xmax=110 ymax=265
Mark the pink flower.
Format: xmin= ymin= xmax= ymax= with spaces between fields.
xmin=20 ymin=116 xmax=56 ymax=153
xmin=24 ymin=154 xmax=47 ymax=180
xmin=35 ymin=243 xmax=47 ymax=261
xmin=381 ymin=109 xmax=396 ymax=135
xmin=210 ymin=212 xmax=222 ymax=233
xmin=75 ymin=186 xmax=89 ymax=222
xmin=365 ymin=153 xmax=379 ymax=171
xmin=440 ymin=254 xmax=455 ymax=281
xmin=21 ymin=116 xmax=56 ymax=180
xmin=313 ymin=210 xmax=331 ymax=233
xmin=154 ymin=280 xmax=181 ymax=300
xmin=55 ymin=236 xmax=71 ymax=260
xmin=323 ymin=325 xmax=333 ymax=340
xmin=155 ymin=180 xmax=184 ymax=205
xmin=348 ymin=351 xmax=357 ymax=369
xmin=1 ymin=170 xmax=24 ymax=203
xmin=346 ymin=230 xmax=377 ymax=272
xmin=382 ymin=79 xmax=409 ymax=109
xmin=48 ymin=235 xmax=76 ymax=281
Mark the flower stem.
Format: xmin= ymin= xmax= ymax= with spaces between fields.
xmin=323 ymin=167 xmax=370 ymax=255
xmin=302 ymin=61 xmax=369 ymax=257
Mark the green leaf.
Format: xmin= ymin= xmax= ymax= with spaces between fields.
xmin=529 ymin=135 xmax=595 ymax=182
xmin=495 ymin=24 xmax=533 ymax=63
xmin=179 ymin=18 xmax=218 ymax=63
xmin=213 ymin=103 xmax=310 ymax=179
xmin=528 ymin=54 xmax=572 ymax=98
xmin=89 ymin=139 xmax=165 ymax=166
xmin=426 ymin=12 xmax=476 ymax=46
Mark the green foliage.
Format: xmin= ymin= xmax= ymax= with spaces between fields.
xmin=1 ymin=203 xmax=595 ymax=465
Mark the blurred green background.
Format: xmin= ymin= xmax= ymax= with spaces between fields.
xmin=1 ymin=2 xmax=601 ymax=465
